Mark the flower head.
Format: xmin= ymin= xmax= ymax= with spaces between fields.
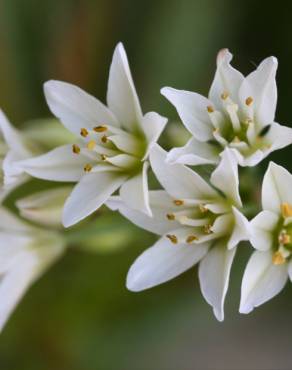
xmin=240 ymin=163 xmax=292 ymax=314
xmin=107 ymin=146 xmax=250 ymax=321
xmin=162 ymin=49 xmax=292 ymax=167
xmin=0 ymin=110 xmax=31 ymax=200
xmin=19 ymin=43 xmax=167 ymax=227
xmin=0 ymin=206 xmax=64 ymax=332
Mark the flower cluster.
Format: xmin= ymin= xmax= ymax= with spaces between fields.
xmin=1 ymin=43 xmax=292 ymax=330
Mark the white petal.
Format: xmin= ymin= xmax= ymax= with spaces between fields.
xmin=227 ymin=207 xmax=250 ymax=249
xmin=150 ymin=144 xmax=217 ymax=200
xmin=44 ymin=80 xmax=119 ymax=135
xmin=239 ymin=250 xmax=288 ymax=314
xmin=107 ymin=134 xmax=141 ymax=156
xmin=209 ymin=49 xmax=244 ymax=108
xmin=199 ymin=240 xmax=237 ymax=321
xmin=262 ymin=162 xmax=292 ymax=214
xmin=106 ymin=43 xmax=142 ymax=131
xmin=239 ymin=57 xmax=278 ymax=126
xmin=288 ymin=261 xmax=292 ymax=282
xmin=232 ymin=149 xmax=264 ymax=167
xmin=267 ymin=122 xmax=292 ymax=151
xmin=127 ymin=236 xmax=209 ymax=291
xmin=107 ymin=190 xmax=181 ymax=235
xmin=167 ymin=137 xmax=219 ymax=166
xmin=16 ymin=187 xmax=72 ymax=228
xmin=161 ymin=87 xmax=213 ymax=141
xmin=120 ymin=161 xmax=151 ymax=216
xmin=140 ymin=112 xmax=168 ymax=160
xmin=0 ymin=110 xmax=29 ymax=156
xmin=18 ymin=145 xmax=90 ymax=182
xmin=0 ymin=207 xmax=31 ymax=232
xmin=3 ymin=150 xmax=28 ymax=187
xmin=210 ymin=148 xmax=242 ymax=206
xmin=0 ymin=241 xmax=63 ymax=332
xmin=250 ymin=210 xmax=279 ymax=251
xmin=62 ymin=171 xmax=127 ymax=227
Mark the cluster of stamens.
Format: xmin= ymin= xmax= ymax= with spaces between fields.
xmin=165 ymin=199 xmax=215 ymax=245
xmin=272 ymin=203 xmax=292 ymax=265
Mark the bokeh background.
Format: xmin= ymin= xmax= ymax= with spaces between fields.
xmin=0 ymin=0 xmax=292 ymax=369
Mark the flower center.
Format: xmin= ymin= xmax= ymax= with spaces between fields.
xmin=71 ymin=124 xmax=147 ymax=174
xmin=206 ymin=91 xmax=271 ymax=157
xmin=272 ymin=203 xmax=292 ymax=265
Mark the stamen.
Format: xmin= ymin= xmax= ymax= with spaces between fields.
xmin=166 ymin=213 xmax=175 ymax=220
xmin=72 ymin=144 xmax=80 ymax=154
xmin=80 ymin=128 xmax=89 ymax=137
xmin=101 ymin=135 xmax=108 ymax=144
xmin=232 ymin=136 xmax=241 ymax=143
xmin=173 ymin=199 xmax=184 ymax=206
xmin=281 ymin=203 xmax=292 ymax=218
xmin=278 ymin=230 xmax=291 ymax=245
xmin=186 ymin=235 xmax=198 ymax=243
xmin=245 ymin=97 xmax=253 ymax=106
xmin=166 ymin=234 xmax=178 ymax=244
xmin=272 ymin=251 xmax=286 ymax=265
xmin=84 ymin=163 xmax=93 ymax=172
xmin=203 ymin=224 xmax=213 ymax=234
xmin=199 ymin=204 xmax=208 ymax=213
xmin=100 ymin=154 xmax=107 ymax=161
xmin=226 ymin=103 xmax=241 ymax=132
xmin=221 ymin=91 xmax=229 ymax=100
xmin=94 ymin=125 xmax=108 ymax=133
xmin=87 ymin=140 xmax=96 ymax=150
xmin=207 ymin=105 xmax=214 ymax=113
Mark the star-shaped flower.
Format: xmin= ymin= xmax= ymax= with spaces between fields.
xmin=0 ymin=206 xmax=64 ymax=332
xmin=162 ymin=49 xmax=292 ymax=167
xmin=0 ymin=110 xmax=31 ymax=201
xmin=107 ymin=145 xmax=250 ymax=321
xmin=19 ymin=43 xmax=167 ymax=227
xmin=240 ymin=162 xmax=292 ymax=314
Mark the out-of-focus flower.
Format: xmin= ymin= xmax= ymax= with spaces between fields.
xmin=107 ymin=145 xmax=250 ymax=321
xmin=19 ymin=43 xmax=167 ymax=227
xmin=0 ymin=110 xmax=32 ymax=201
xmin=162 ymin=49 xmax=292 ymax=167
xmin=16 ymin=187 xmax=72 ymax=228
xmin=240 ymin=163 xmax=292 ymax=314
xmin=0 ymin=206 xmax=65 ymax=332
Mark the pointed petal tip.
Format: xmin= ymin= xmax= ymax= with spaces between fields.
xmin=216 ymin=48 xmax=232 ymax=65
xmin=213 ymin=308 xmax=224 ymax=322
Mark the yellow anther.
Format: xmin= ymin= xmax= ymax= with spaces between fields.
xmin=173 ymin=199 xmax=184 ymax=206
xmin=166 ymin=213 xmax=175 ymax=221
xmin=221 ymin=91 xmax=229 ymax=100
xmin=72 ymin=144 xmax=80 ymax=154
xmin=199 ymin=204 xmax=208 ymax=213
xmin=101 ymin=135 xmax=108 ymax=144
xmin=203 ymin=224 xmax=213 ymax=234
xmin=186 ymin=235 xmax=198 ymax=243
xmin=213 ymin=127 xmax=219 ymax=134
xmin=166 ymin=234 xmax=178 ymax=244
xmin=245 ymin=96 xmax=253 ymax=106
xmin=87 ymin=140 xmax=96 ymax=150
xmin=278 ymin=231 xmax=291 ymax=246
xmin=100 ymin=154 xmax=107 ymax=161
xmin=207 ymin=105 xmax=214 ymax=113
xmin=272 ymin=251 xmax=286 ymax=265
xmin=80 ymin=128 xmax=89 ymax=137
xmin=281 ymin=203 xmax=292 ymax=218
xmin=84 ymin=163 xmax=93 ymax=172
xmin=94 ymin=125 xmax=108 ymax=133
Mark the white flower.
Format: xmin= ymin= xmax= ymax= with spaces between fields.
xmin=19 ymin=43 xmax=167 ymax=227
xmin=0 ymin=110 xmax=31 ymax=201
xmin=107 ymin=145 xmax=250 ymax=321
xmin=0 ymin=206 xmax=64 ymax=332
xmin=240 ymin=162 xmax=292 ymax=314
xmin=16 ymin=187 xmax=72 ymax=228
xmin=162 ymin=49 xmax=292 ymax=167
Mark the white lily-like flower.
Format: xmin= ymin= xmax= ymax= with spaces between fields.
xmin=162 ymin=49 xmax=292 ymax=167
xmin=107 ymin=145 xmax=250 ymax=321
xmin=19 ymin=43 xmax=167 ymax=227
xmin=240 ymin=162 xmax=292 ymax=314
xmin=0 ymin=110 xmax=32 ymax=201
xmin=0 ymin=206 xmax=65 ymax=332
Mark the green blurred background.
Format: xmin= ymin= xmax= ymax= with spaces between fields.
xmin=1 ymin=0 xmax=292 ymax=369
